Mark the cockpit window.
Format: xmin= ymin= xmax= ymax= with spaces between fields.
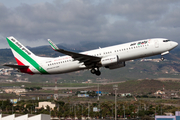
xmin=163 ymin=40 xmax=170 ymax=42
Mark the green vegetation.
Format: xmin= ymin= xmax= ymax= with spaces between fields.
xmin=0 ymin=82 xmax=95 ymax=87
xmin=25 ymin=87 xmax=42 ymax=91
xmin=0 ymin=99 xmax=179 ymax=119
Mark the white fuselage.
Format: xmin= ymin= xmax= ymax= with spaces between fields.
xmin=31 ymin=38 xmax=178 ymax=74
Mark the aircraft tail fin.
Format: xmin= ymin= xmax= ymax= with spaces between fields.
xmin=6 ymin=36 xmax=37 ymax=65
xmin=6 ymin=36 xmax=48 ymax=74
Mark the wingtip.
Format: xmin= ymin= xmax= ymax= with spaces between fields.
xmin=48 ymin=39 xmax=59 ymax=50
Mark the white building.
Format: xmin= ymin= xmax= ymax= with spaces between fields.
xmin=154 ymin=90 xmax=165 ymax=95
xmin=2 ymin=114 xmax=14 ymax=120
xmin=3 ymin=88 xmax=26 ymax=95
xmin=14 ymin=114 xmax=28 ymax=120
xmin=36 ymin=102 xmax=56 ymax=110
xmin=28 ymin=114 xmax=50 ymax=120
xmin=0 ymin=114 xmax=50 ymax=120
xmin=120 ymin=93 xmax=132 ymax=97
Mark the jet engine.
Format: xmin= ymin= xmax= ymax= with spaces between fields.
xmin=101 ymin=55 xmax=118 ymax=66
xmin=100 ymin=55 xmax=126 ymax=69
xmin=107 ymin=61 xmax=125 ymax=69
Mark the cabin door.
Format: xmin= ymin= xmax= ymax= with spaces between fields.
xmin=154 ymin=40 xmax=159 ymax=48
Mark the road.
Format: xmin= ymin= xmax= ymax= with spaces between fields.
xmin=42 ymin=86 xmax=95 ymax=90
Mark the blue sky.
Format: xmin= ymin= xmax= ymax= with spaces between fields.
xmin=0 ymin=0 xmax=180 ymax=48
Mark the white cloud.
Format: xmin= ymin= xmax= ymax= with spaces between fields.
xmin=0 ymin=0 xmax=180 ymax=48
xmin=0 ymin=0 xmax=54 ymax=8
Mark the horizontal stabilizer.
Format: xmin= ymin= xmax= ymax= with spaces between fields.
xmin=3 ymin=64 xmax=29 ymax=69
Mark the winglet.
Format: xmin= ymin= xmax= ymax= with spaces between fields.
xmin=48 ymin=39 xmax=59 ymax=51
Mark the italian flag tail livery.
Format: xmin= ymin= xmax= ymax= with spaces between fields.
xmin=6 ymin=36 xmax=49 ymax=75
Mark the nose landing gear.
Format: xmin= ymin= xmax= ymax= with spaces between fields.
xmin=161 ymin=51 xmax=169 ymax=61
xmin=161 ymin=57 xmax=164 ymax=61
xmin=91 ymin=67 xmax=101 ymax=76
xmin=161 ymin=56 xmax=165 ymax=61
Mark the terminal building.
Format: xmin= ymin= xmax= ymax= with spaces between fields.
xmin=0 ymin=114 xmax=50 ymax=120
xmin=155 ymin=111 xmax=180 ymax=120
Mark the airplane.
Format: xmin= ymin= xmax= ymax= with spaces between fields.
xmin=3 ymin=36 xmax=178 ymax=76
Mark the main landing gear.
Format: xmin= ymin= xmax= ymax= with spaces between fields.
xmin=91 ymin=67 xmax=101 ymax=76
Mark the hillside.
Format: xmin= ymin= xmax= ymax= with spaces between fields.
xmin=84 ymin=79 xmax=180 ymax=94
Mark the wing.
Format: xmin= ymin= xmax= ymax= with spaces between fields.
xmin=3 ymin=64 xmax=29 ymax=69
xmin=48 ymin=39 xmax=101 ymax=66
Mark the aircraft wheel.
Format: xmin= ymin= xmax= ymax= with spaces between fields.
xmin=161 ymin=57 xmax=164 ymax=61
xmin=95 ymin=70 xmax=101 ymax=76
xmin=91 ymin=69 xmax=96 ymax=74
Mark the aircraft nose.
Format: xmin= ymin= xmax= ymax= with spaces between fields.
xmin=169 ymin=41 xmax=178 ymax=50
xmin=173 ymin=41 xmax=178 ymax=48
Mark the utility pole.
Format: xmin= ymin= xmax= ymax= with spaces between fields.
xmin=74 ymin=104 xmax=76 ymax=119
xmin=113 ymin=85 xmax=118 ymax=120
xmin=88 ymin=102 xmax=90 ymax=118
xmin=50 ymin=108 xmax=51 ymax=116
xmin=82 ymin=104 xmax=83 ymax=117
xmin=97 ymin=83 xmax=99 ymax=101
xmin=137 ymin=105 xmax=139 ymax=118
xmin=12 ymin=106 xmax=13 ymax=114
xmin=54 ymin=79 xmax=58 ymax=100
xmin=97 ymin=83 xmax=100 ymax=118
xmin=2 ymin=101 xmax=3 ymax=112
xmin=123 ymin=105 xmax=125 ymax=119
xmin=112 ymin=104 xmax=113 ymax=119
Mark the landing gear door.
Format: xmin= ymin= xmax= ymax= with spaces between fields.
xmin=154 ymin=39 xmax=159 ymax=48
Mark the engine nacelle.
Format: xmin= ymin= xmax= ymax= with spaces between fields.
xmin=101 ymin=55 xmax=118 ymax=66
xmin=108 ymin=61 xmax=125 ymax=69
xmin=101 ymin=55 xmax=125 ymax=69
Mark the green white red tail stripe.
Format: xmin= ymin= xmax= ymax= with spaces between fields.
xmin=48 ymin=39 xmax=59 ymax=51
xmin=6 ymin=37 xmax=49 ymax=74
xmin=15 ymin=57 xmax=34 ymax=74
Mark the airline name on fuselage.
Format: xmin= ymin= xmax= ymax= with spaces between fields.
xmin=102 ymin=57 xmax=115 ymax=61
xmin=11 ymin=39 xmax=31 ymax=55
xmin=130 ymin=40 xmax=148 ymax=46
